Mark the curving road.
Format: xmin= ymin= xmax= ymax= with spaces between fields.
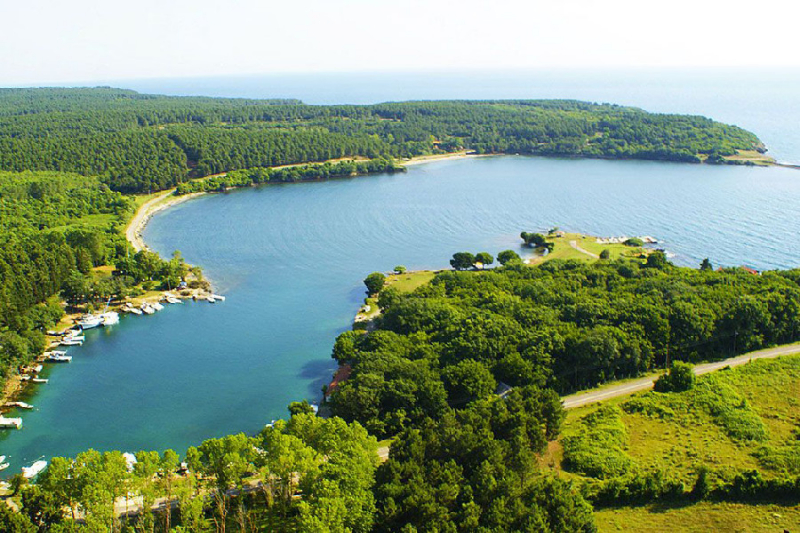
xmin=561 ymin=343 xmax=800 ymax=409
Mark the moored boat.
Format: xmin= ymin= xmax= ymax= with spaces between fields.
xmin=78 ymin=314 xmax=103 ymax=329
xmin=6 ymin=402 xmax=33 ymax=409
xmin=100 ymin=311 xmax=119 ymax=326
xmin=22 ymin=460 xmax=47 ymax=479
xmin=151 ymin=301 xmax=164 ymax=311
xmin=210 ymin=294 xmax=226 ymax=302
xmin=60 ymin=338 xmax=83 ymax=346
xmin=47 ymin=353 xmax=72 ymax=363
xmin=31 ymin=378 xmax=48 ymax=384
xmin=141 ymin=304 xmax=155 ymax=315
xmin=0 ymin=417 xmax=23 ymax=429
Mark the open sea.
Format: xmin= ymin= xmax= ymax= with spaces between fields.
xmin=2 ymin=69 xmax=799 ymax=474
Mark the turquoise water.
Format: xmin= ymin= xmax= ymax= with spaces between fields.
xmin=2 ymin=155 xmax=800 ymax=474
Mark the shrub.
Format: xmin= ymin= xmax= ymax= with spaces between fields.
xmin=654 ymin=361 xmax=696 ymax=393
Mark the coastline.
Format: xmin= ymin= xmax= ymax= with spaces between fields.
xmin=126 ymin=190 xmax=204 ymax=251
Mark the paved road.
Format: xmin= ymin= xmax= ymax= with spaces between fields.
xmin=562 ymin=343 xmax=800 ymax=409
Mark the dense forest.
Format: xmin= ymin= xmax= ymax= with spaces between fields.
xmin=0 ymin=88 xmax=764 ymax=193
xmin=328 ymin=257 xmax=800 ymax=436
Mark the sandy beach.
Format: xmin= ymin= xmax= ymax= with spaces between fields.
xmin=126 ymin=191 xmax=203 ymax=251
xmin=403 ymin=151 xmax=484 ymax=166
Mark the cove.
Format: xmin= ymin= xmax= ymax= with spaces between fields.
xmin=2 ymin=156 xmax=800 ymax=474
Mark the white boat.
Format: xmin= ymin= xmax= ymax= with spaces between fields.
xmin=206 ymin=296 xmax=215 ymax=303
xmin=210 ymin=294 xmax=226 ymax=302
xmin=31 ymin=378 xmax=48 ymax=384
xmin=22 ymin=460 xmax=47 ymax=479
xmin=0 ymin=463 xmax=9 ymax=471
xmin=151 ymin=302 xmax=164 ymax=311
xmin=44 ymin=351 xmax=67 ymax=357
xmin=47 ymin=354 xmax=72 ymax=363
xmin=78 ymin=315 xmax=103 ymax=329
xmin=122 ymin=304 xmax=143 ymax=315
xmin=141 ymin=304 xmax=155 ymax=315
xmin=6 ymin=402 xmax=33 ymax=409
xmin=60 ymin=338 xmax=83 ymax=346
xmin=101 ymin=311 xmax=119 ymax=326
xmin=164 ymin=295 xmax=182 ymax=304
xmin=122 ymin=452 xmax=137 ymax=472
xmin=63 ymin=334 xmax=85 ymax=342
xmin=0 ymin=455 xmax=6 ymax=463
xmin=31 ymin=365 xmax=43 ymax=374
xmin=0 ymin=417 xmax=22 ymax=429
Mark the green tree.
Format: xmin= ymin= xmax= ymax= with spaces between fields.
xmin=600 ymin=249 xmax=611 ymax=259
xmin=450 ymin=252 xmax=476 ymax=270
xmin=394 ymin=265 xmax=407 ymax=274
xmin=700 ymin=258 xmax=713 ymax=271
xmin=497 ymin=249 xmax=521 ymax=265
xmin=654 ymin=361 xmax=696 ymax=392
xmin=442 ymin=359 xmax=497 ymax=404
xmin=363 ymin=272 xmax=386 ymax=295
xmin=475 ymin=252 xmax=494 ymax=268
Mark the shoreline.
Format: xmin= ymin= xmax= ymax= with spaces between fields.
xmin=126 ymin=190 xmax=203 ymax=252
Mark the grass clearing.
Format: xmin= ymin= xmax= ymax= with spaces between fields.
xmin=385 ymin=270 xmax=437 ymax=293
xmin=595 ymin=501 xmax=800 ymax=532
xmin=527 ymin=232 xmax=651 ymax=265
xmin=554 ymin=355 xmax=800 ymax=530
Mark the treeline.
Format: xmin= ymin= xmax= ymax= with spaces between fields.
xmin=175 ymin=158 xmax=405 ymax=195
xmin=328 ymin=256 xmax=800 ymax=436
xmin=0 ymin=170 xmax=189 ymax=388
xmin=5 ymin=403 xmax=596 ymax=532
xmin=0 ymin=88 xmax=765 ymax=193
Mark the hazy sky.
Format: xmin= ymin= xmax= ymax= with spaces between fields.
xmin=2 ymin=0 xmax=799 ymax=85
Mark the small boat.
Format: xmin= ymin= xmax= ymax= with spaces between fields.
xmin=31 ymin=365 xmax=43 ymax=374
xmin=44 ymin=350 xmax=67 ymax=357
xmin=100 ymin=312 xmax=119 ymax=326
xmin=22 ymin=460 xmax=47 ymax=479
xmin=60 ymin=338 xmax=83 ymax=346
xmin=20 ymin=375 xmax=30 ymax=382
xmin=123 ymin=452 xmax=137 ymax=472
xmin=151 ymin=302 xmax=164 ymax=311
xmin=0 ymin=462 xmax=9 ymax=471
xmin=31 ymin=378 xmax=48 ymax=384
xmin=78 ymin=314 xmax=103 ymax=329
xmin=0 ymin=455 xmax=6 ymax=463
xmin=210 ymin=294 xmax=226 ymax=302
xmin=0 ymin=417 xmax=22 ymax=429
xmin=63 ymin=334 xmax=85 ymax=342
xmin=6 ymin=402 xmax=33 ymax=409
xmin=122 ymin=304 xmax=143 ymax=315
xmin=164 ymin=295 xmax=182 ymax=304
xmin=47 ymin=354 xmax=72 ymax=363
xmin=141 ymin=304 xmax=155 ymax=315
xmin=206 ymin=296 xmax=215 ymax=303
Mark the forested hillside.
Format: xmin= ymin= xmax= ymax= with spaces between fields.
xmin=0 ymin=88 xmax=764 ymax=193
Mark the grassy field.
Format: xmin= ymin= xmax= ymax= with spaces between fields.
xmin=527 ymin=232 xmax=652 ymax=265
xmin=722 ymin=149 xmax=776 ymax=166
xmin=554 ymin=355 xmax=800 ymax=531
xmin=596 ymin=501 xmax=800 ymax=532
xmin=385 ymin=269 xmax=438 ymax=292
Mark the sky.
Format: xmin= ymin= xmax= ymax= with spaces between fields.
xmin=2 ymin=0 xmax=799 ymax=86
